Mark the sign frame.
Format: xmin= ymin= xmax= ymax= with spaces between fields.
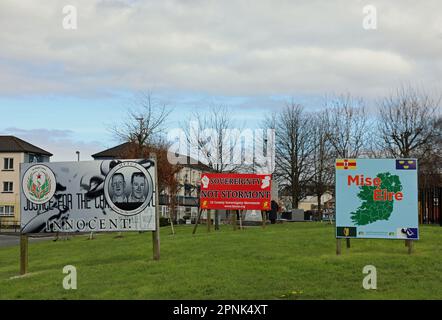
xmin=335 ymin=158 xmax=419 ymax=254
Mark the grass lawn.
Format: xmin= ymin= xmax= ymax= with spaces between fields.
xmin=0 ymin=222 xmax=441 ymax=300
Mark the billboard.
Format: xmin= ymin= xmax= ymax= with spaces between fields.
xmin=335 ymin=159 xmax=418 ymax=240
xmin=20 ymin=159 xmax=157 ymax=234
xmin=199 ymin=173 xmax=272 ymax=210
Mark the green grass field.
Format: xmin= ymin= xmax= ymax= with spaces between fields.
xmin=0 ymin=222 xmax=441 ymax=299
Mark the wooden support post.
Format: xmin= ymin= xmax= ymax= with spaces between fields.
xmin=346 ymin=238 xmax=351 ymax=249
xmin=405 ymin=240 xmax=409 ymax=247
xmin=20 ymin=234 xmax=28 ymax=275
xmin=407 ymin=240 xmax=413 ymax=254
xmin=151 ymin=153 xmax=160 ymax=261
xmin=192 ymin=209 xmax=203 ymax=235
xmin=207 ymin=210 xmax=211 ymax=232
xmin=214 ymin=211 xmax=219 ymax=231
xmin=232 ymin=210 xmax=237 ymax=231
xmin=336 ymin=238 xmax=342 ymax=255
xmin=261 ymin=210 xmax=266 ymax=229
xmin=239 ymin=210 xmax=243 ymax=230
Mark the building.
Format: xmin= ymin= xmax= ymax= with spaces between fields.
xmin=297 ymin=192 xmax=334 ymax=211
xmin=0 ymin=136 xmax=52 ymax=227
xmin=92 ymin=142 xmax=209 ymax=222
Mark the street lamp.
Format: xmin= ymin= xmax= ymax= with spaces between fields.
xmin=76 ymin=151 xmax=80 ymax=162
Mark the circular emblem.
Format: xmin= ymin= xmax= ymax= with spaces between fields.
xmin=22 ymin=165 xmax=57 ymax=204
xmin=104 ymin=161 xmax=154 ymax=216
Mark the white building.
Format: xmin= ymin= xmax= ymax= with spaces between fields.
xmin=0 ymin=136 xmax=52 ymax=228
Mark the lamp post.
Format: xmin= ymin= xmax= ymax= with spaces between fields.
xmin=76 ymin=151 xmax=80 ymax=162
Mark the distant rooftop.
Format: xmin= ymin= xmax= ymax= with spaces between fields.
xmin=0 ymin=136 xmax=52 ymax=156
xmin=92 ymin=142 xmax=211 ymax=171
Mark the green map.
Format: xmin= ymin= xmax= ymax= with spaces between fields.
xmin=350 ymin=172 xmax=403 ymax=226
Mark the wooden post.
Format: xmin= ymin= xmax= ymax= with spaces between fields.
xmin=346 ymin=238 xmax=351 ymax=249
xmin=407 ymin=240 xmax=413 ymax=254
xmin=336 ymin=238 xmax=342 ymax=255
xmin=192 ymin=208 xmax=203 ymax=235
xmin=232 ymin=210 xmax=237 ymax=231
xmin=207 ymin=210 xmax=211 ymax=232
xmin=20 ymin=234 xmax=28 ymax=275
xmin=261 ymin=210 xmax=266 ymax=229
xmin=239 ymin=210 xmax=243 ymax=230
xmin=214 ymin=210 xmax=219 ymax=231
xmin=405 ymin=240 xmax=409 ymax=247
xmin=151 ymin=154 xmax=160 ymax=261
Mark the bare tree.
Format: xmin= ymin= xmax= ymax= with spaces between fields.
xmin=419 ymin=116 xmax=442 ymax=188
xmin=111 ymin=92 xmax=172 ymax=149
xmin=272 ymin=102 xmax=314 ymax=209
xmin=326 ymin=94 xmax=369 ymax=158
xmin=310 ymin=112 xmax=334 ymax=220
xmin=110 ymin=92 xmax=181 ymax=231
xmin=182 ymin=105 xmax=244 ymax=173
xmin=377 ymin=86 xmax=440 ymax=159
xmin=181 ymin=105 xmax=246 ymax=229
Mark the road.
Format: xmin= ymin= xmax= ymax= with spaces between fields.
xmin=0 ymin=234 xmax=54 ymax=248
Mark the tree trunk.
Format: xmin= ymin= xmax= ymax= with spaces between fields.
xmin=317 ymin=193 xmax=322 ymax=222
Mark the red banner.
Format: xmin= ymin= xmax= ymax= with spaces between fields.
xmin=199 ymin=173 xmax=272 ymax=210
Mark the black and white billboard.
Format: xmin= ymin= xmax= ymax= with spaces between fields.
xmin=20 ymin=159 xmax=157 ymax=234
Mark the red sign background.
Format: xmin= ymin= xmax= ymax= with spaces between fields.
xmin=199 ymin=173 xmax=272 ymax=210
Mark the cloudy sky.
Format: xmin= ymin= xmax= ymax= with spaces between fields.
xmin=0 ymin=0 xmax=441 ymax=160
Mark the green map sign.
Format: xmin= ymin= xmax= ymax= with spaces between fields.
xmin=335 ymin=159 xmax=419 ymax=240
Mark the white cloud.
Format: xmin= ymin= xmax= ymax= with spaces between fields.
xmin=0 ymin=0 xmax=441 ymax=98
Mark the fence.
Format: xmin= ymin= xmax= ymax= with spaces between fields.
xmin=419 ymin=187 xmax=441 ymax=225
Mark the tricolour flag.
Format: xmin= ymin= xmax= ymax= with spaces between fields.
xmin=336 ymin=159 xmax=357 ymax=170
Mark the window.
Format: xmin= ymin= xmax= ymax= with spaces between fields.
xmin=29 ymin=154 xmax=40 ymax=163
xmin=3 ymin=158 xmax=13 ymax=170
xmin=3 ymin=182 xmax=13 ymax=193
xmin=0 ymin=206 xmax=14 ymax=217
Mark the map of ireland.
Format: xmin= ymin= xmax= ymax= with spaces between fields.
xmin=336 ymin=159 xmax=418 ymax=239
xmin=350 ymin=172 xmax=403 ymax=226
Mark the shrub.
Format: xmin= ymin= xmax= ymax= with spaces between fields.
xmin=159 ymin=217 xmax=169 ymax=227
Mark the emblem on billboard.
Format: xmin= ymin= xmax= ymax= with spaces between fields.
xmin=336 ymin=159 xmax=357 ymax=170
xmin=261 ymin=176 xmax=271 ymax=189
xmin=22 ymin=165 xmax=57 ymax=204
xmin=336 ymin=226 xmax=357 ymax=237
xmin=201 ymin=175 xmax=210 ymax=189
xmin=397 ymin=228 xmax=418 ymax=239
xmin=104 ymin=161 xmax=154 ymax=216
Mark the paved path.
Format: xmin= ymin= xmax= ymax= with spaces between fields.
xmin=0 ymin=234 xmax=54 ymax=248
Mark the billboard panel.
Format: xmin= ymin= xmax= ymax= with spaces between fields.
xmin=20 ymin=159 xmax=157 ymax=233
xmin=199 ymin=173 xmax=272 ymax=210
xmin=335 ymin=159 xmax=418 ymax=239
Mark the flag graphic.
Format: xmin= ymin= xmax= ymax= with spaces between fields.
xmin=336 ymin=226 xmax=357 ymax=237
xmin=336 ymin=159 xmax=357 ymax=170
xmin=396 ymin=159 xmax=416 ymax=170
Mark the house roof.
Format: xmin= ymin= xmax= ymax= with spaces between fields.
xmin=0 ymin=136 xmax=52 ymax=156
xmin=92 ymin=142 xmax=212 ymax=171
xmin=91 ymin=142 xmax=134 ymax=158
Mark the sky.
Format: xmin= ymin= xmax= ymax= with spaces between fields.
xmin=0 ymin=0 xmax=441 ymax=161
